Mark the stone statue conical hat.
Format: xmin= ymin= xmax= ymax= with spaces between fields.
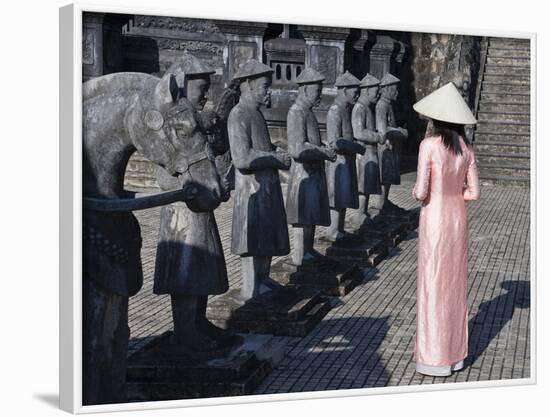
xmin=165 ymin=52 xmax=215 ymax=93
xmin=296 ymin=67 xmax=325 ymax=85
xmin=335 ymin=71 xmax=361 ymax=87
xmin=413 ymin=82 xmax=477 ymax=125
xmin=360 ymin=73 xmax=380 ymax=88
xmin=380 ymin=73 xmax=400 ymax=86
xmin=232 ymin=59 xmax=274 ymax=82
xmin=166 ymin=52 xmax=216 ymax=78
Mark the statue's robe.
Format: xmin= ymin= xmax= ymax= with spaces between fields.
xmin=286 ymin=98 xmax=331 ymax=226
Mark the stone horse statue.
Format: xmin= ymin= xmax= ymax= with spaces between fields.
xmin=82 ymin=68 xmax=228 ymax=405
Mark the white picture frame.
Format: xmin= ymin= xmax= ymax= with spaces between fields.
xmin=59 ymin=2 xmax=537 ymax=414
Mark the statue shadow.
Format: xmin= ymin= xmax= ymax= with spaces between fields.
xmin=465 ymin=280 xmax=530 ymax=367
xmin=382 ymin=245 xmax=403 ymax=261
xmin=273 ymin=315 xmax=392 ymax=391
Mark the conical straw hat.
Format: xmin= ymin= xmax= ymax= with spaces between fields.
xmin=380 ymin=73 xmax=400 ymax=86
xmin=335 ymin=71 xmax=361 ymax=87
xmin=359 ymin=73 xmax=380 ymax=88
xmin=296 ymin=67 xmax=325 ymax=85
xmin=232 ymin=59 xmax=273 ymax=82
xmin=413 ymin=82 xmax=477 ymax=125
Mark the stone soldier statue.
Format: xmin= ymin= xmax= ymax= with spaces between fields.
xmin=375 ymin=73 xmax=408 ymax=211
xmin=153 ymin=55 xmax=238 ymax=353
xmin=227 ymin=59 xmax=292 ymax=302
xmin=325 ymin=71 xmax=366 ymax=241
xmin=286 ymin=68 xmax=337 ymax=265
xmin=351 ymin=73 xmax=385 ymax=228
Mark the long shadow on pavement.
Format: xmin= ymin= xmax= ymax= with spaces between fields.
xmin=466 ymin=280 xmax=530 ymax=367
xmin=257 ymin=315 xmax=391 ymax=393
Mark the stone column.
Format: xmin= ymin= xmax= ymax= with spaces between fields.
xmin=82 ymin=13 xmax=105 ymax=81
xmin=217 ymin=21 xmax=269 ymax=84
xmin=297 ymin=26 xmax=350 ymax=88
xmin=82 ymin=13 xmax=131 ymax=81
xmin=366 ymin=34 xmax=396 ymax=80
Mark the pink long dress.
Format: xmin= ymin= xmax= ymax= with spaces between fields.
xmin=412 ymin=135 xmax=480 ymax=367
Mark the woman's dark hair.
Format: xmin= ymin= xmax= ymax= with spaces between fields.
xmin=433 ymin=119 xmax=468 ymax=155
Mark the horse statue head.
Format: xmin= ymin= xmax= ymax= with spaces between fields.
xmin=128 ymin=53 xmax=230 ymax=212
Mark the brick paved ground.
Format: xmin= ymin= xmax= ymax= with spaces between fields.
xmin=128 ymin=171 xmax=531 ymax=393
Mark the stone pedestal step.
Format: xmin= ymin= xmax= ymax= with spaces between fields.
xmin=489 ymin=38 xmax=530 ymax=49
xmin=476 ymin=121 xmax=530 ymax=135
xmin=474 ymin=132 xmax=530 ymax=144
xmin=316 ymin=234 xmax=389 ymax=268
xmin=473 ymin=37 xmax=531 ymax=188
xmin=486 ymin=56 xmax=529 ymax=67
xmin=479 ymin=102 xmax=530 ymax=114
xmin=482 ymin=75 xmax=530 ymax=85
xmin=475 ymin=152 xmax=530 ymax=164
xmin=271 ymin=258 xmax=364 ymax=297
xmin=477 ymin=163 xmax=530 ymax=178
xmin=474 ymin=142 xmax=529 ymax=154
xmin=127 ymin=333 xmax=285 ymax=401
xmin=488 ymin=49 xmax=530 ymax=58
xmin=482 ymin=83 xmax=530 ymax=94
xmin=207 ymin=287 xmax=331 ymax=337
xmin=480 ymin=92 xmax=529 ymax=104
xmin=478 ymin=175 xmax=530 ymax=187
xmin=478 ymin=112 xmax=530 ymax=124
xmin=484 ymin=65 xmax=530 ymax=76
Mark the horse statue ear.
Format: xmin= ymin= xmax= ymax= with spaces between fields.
xmin=153 ymin=72 xmax=179 ymax=111
xmin=145 ymin=72 xmax=179 ymax=131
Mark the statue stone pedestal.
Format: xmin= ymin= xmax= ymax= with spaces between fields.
xmin=270 ymin=257 xmax=363 ymax=297
xmin=316 ymin=234 xmax=388 ymax=268
xmin=206 ymin=288 xmax=331 ymax=337
xmin=366 ymin=207 xmax=420 ymax=246
xmin=375 ymin=206 xmax=420 ymax=229
xmin=127 ymin=332 xmax=285 ymax=401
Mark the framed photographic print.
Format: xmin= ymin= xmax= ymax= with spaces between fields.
xmin=59 ymin=2 xmax=535 ymax=413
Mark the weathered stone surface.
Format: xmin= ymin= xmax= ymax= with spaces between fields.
xmin=474 ymin=37 xmax=531 ymax=187
xmin=206 ymin=288 xmax=331 ymax=337
xmin=127 ymin=332 xmax=286 ymax=401
xmin=270 ymin=257 xmax=363 ymax=296
xmin=316 ymin=233 xmax=388 ymax=267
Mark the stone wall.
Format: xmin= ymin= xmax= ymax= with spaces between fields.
xmin=408 ymin=33 xmax=482 ymax=145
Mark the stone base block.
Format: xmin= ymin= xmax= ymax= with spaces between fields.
xmin=372 ymin=207 xmax=420 ymax=231
xmin=206 ymin=287 xmax=331 ymax=337
xmin=364 ymin=222 xmax=408 ymax=247
xmin=270 ymin=257 xmax=364 ymax=296
xmin=355 ymin=207 xmax=419 ymax=247
xmin=127 ymin=332 xmax=285 ymax=401
xmin=316 ymin=234 xmax=388 ymax=267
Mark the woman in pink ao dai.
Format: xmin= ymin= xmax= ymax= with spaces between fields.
xmin=412 ymin=83 xmax=480 ymax=377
